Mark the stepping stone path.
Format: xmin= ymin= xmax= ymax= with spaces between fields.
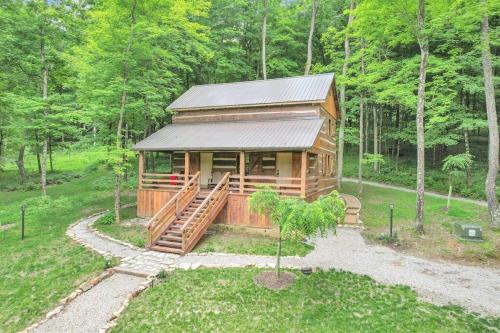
xmin=27 ymin=210 xmax=500 ymax=332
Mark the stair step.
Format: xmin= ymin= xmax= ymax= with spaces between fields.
xmin=156 ymin=240 xmax=182 ymax=248
xmin=150 ymin=245 xmax=183 ymax=254
xmin=161 ymin=235 xmax=182 ymax=241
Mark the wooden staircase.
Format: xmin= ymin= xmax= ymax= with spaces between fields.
xmin=147 ymin=172 xmax=230 ymax=255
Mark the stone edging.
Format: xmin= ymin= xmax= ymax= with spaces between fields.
xmin=66 ymin=211 xmax=113 ymax=258
xmin=99 ymin=274 xmax=158 ymax=333
xmin=88 ymin=219 xmax=145 ymax=253
xmin=21 ymin=269 xmax=114 ymax=333
xmin=185 ymin=251 xmax=302 ymax=260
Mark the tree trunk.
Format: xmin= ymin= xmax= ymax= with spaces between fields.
xmin=464 ymin=129 xmax=472 ymax=187
xmin=395 ymin=106 xmax=401 ymax=172
xmin=115 ymin=0 xmax=137 ymax=224
xmin=379 ymin=108 xmax=383 ymax=168
xmin=336 ymin=0 xmax=354 ymax=189
xmin=415 ymin=0 xmax=428 ymax=233
xmin=40 ymin=18 xmax=48 ymax=196
xmin=365 ymin=103 xmax=369 ymax=153
xmin=276 ymin=225 xmax=282 ymax=278
xmin=358 ymin=46 xmax=365 ymax=195
xmin=480 ymin=0 xmax=499 ymax=228
xmin=35 ymin=133 xmax=42 ymax=175
xmin=16 ymin=145 xmax=27 ymax=184
xmin=358 ymin=95 xmax=364 ymax=195
xmin=261 ymin=0 xmax=268 ymax=80
xmin=372 ymin=106 xmax=378 ymax=172
xmin=304 ymin=0 xmax=319 ymax=75
xmin=49 ymin=136 xmax=53 ymax=173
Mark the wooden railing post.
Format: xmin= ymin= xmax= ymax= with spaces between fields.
xmin=300 ymin=151 xmax=307 ymax=198
xmin=138 ymin=151 xmax=144 ymax=190
xmin=184 ymin=151 xmax=190 ymax=184
xmin=239 ymin=151 xmax=245 ymax=194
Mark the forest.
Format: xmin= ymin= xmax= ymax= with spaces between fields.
xmin=0 ymin=0 xmax=498 ymax=229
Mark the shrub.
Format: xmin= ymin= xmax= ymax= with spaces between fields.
xmin=99 ymin=211 xmax=115 ymax=225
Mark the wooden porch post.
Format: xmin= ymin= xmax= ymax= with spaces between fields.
xmin=184 ymin=151 xmax=190 ymax=184
xmin=301 ymin=151 xmax=307 ymax=198
xmin=239 ymin=151 xmax=245 ymax=194
xmin=138 ymin=151 xmax=144 ymax=190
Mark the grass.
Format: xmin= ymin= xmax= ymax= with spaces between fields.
xmin=343 ymin=149 xmax=499 ymax=201
xmin=193 ymin=229 xmax=314 ymax=256
xmin=94 ymin=206 xmax=147 ymax=248
xmin=342 ymin=182 xmax=500 ymax=267
xmin=94 ymin=208 xmax=314 ymax=257
xmin=0 ymin=148 xmax=136 ymax=333
xmin=112 ymin=268 xmax=500 ymax=332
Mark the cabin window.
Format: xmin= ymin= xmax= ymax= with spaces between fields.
xmin=212 ymin=152 xmax=238 ymax=173
xmin=248 ymin=152 xmax=276 ymax=175
xmin=308 ymin=153 xmax=318 ymax=175
xmin=171 ymin=151 xmax=185 ymax=174
xmin=144 ymin=151 xmax=173 ymax=173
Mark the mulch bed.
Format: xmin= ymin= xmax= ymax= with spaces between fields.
xmin=253 ymin=271 xmax=295 ymax=290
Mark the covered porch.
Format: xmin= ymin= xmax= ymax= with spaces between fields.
xmin=133 ymin=118 xmax=336 ymax=228
xmin=137 ymin=149 xmax=335 ymax=225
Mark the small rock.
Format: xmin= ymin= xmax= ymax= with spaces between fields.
xmin=46 ymin=306 xmax=63 ymax=319
xmin=178 ymin=263 xmax=191 ymax=270
xmin=80 ymin=282 xmax=93 ymax=292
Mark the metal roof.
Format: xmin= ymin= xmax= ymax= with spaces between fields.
xmin=168 ymin=73 xmax=334 ymax=111
xmin=132 ymin=118 xmax=324 ymax=151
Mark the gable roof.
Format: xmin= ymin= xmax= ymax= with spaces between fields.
xmin=168 ymin=73 xmax=334 ymax=111
xmin=132 ymin=118 xmax=324 ymax=151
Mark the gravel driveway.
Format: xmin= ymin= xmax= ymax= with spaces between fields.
xmin=305 ymin=228 xmax=500 ymax=316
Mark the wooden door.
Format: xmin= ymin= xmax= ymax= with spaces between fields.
xmin=200 ymin=153 xmax=213 ymax=187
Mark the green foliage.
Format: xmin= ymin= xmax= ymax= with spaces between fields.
xmin=442 ymin=153 xmax=474 ymax=186
xmin=112 ymin=268 xmax=500 ymax=332
xmin=249 ymin=187 xmax=345 ymax=240
xmin=442 ymin=153 xmax=474 ymax=174
xmin=98 ymin=211 xmax=116 ymax=226
xmin=361 ymin=153 xmax=385 ymax=167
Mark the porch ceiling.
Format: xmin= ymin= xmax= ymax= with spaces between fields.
xmin=132 ymin=118 xmax=324 ymax=151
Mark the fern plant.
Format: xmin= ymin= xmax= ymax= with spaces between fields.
xmin=249 ymin=187 xmax=345 ymax=278
xmin=442 ymin=153 xmax=474 ymax=210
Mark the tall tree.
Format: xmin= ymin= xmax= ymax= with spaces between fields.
xmin=304 ymin=0 xmax=319 ymax=75
xmin=415 ymin=0 xmax=428 ymax=233
xmin=336 ymin=0 xmax=354 ymax=189
xmin=480 ymin=0 xmax=499 ymax=228
xmin=261 ymin=0 xmax=268 ymax=80
xmin=39 ymin=0 xmax=49 ymax=196
xmin=74 ymin=0 xmax=211 ymax=223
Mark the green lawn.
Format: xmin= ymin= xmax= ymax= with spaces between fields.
xmin=94 ymin=206 xmax=147 ymax=248
xmin=94 ymin=208 xmax=313 ymax=257
xmin=343 ymin=151 xmax=499 ymax=201
xmin=0 ymin=149 xmax=136 ymax=333
xmin=193 ymin=230 xmax=313 ymax=256
xmin=342 ymin=182 xmax=499 ymax=267
xmin=112 ymin=268 xmax=499 ymax=332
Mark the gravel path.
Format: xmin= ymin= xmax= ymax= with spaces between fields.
xmin=36 ymin=211 xmax=499 ymax=332
xmin=343 ymin=177 xmax=488 ymax=207
xmin=33 ymin=273 xmax=145 ymax=333
xmin=305 ymin=228 xmax=500 ymax=316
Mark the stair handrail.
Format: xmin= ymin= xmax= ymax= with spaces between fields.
xmin=147 ymin=171 xmax=200 ymax=246
xmin=181 ymin=172 xmax=230 ymax=232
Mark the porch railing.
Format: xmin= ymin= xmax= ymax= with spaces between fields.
xmin=229 ymin=175 xmax=302 ymax=196
xmin=146 ymin=171 xmax=200 ymax=247
xmin=140 ymin=173 xmax=193 ymax=190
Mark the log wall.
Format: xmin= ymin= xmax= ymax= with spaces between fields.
xmin=137 ymin=189 xmax=177 ymax=218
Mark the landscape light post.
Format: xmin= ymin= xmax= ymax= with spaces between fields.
xmin=389 ymin=203 xmax=394 ymax=238
xmin=21 ymin=204 xmax=26 ymax=240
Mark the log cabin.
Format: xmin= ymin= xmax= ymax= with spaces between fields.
xmin=132 ymin=73 xmax=338 ymax=254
